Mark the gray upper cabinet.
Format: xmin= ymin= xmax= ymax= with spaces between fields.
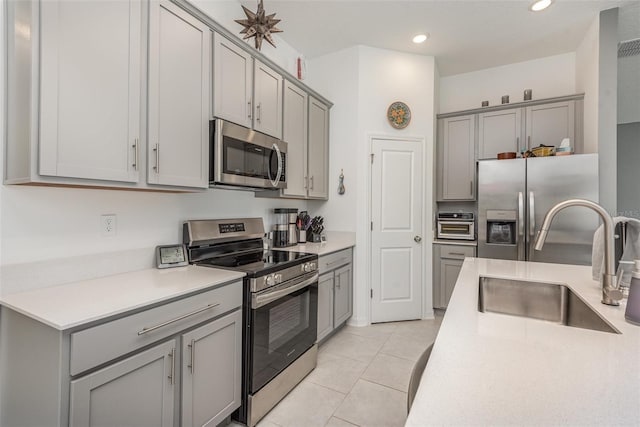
xmin=253 ymin=60 xmax=283 ymax=139
xmin=307 ymin=96 xmax=330 ymax=199
xmin=282 ymin=81 xmax=309 ymax=198
xmin=478 ymin=108 xmax=523 ymax=159
xmin=437 ymin=115 xmax=476 ymax=201
xmin=213 ymin=32 xmax=253 ymax=128
xmin=525 ymin=101 xmax=575 ymax=150
xmin=69 ymin=339 xmax=176 ymax=427
xmin=148 ymin=0 xmax=210 ymax=188
xmin=39 ymin=0 xmax=142 ymax=183
xmin=181 ymin=311 xmax=242 ymax=427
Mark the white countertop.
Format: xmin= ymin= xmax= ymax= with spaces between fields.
xmin=282 ymin=231 xmax=355 ymax=256
xmin=406 ymin=257 xmax=640 ymax=426
xmin=0 ymin=266 xmax=245 ymax=330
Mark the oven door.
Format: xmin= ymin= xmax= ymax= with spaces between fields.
xmin=437 ymin=220 xmax=475 ymax=240
xmin=211 ymin=119 xmax=287 ymax=189
xmin=249 ymin=272 xmax=318 ymax=393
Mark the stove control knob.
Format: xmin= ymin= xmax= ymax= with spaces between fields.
xmin=265 ymin=274 xmax=275 ymax=287
xmin=274 ymin=273 xmax=283 ymax=284
xmin=309 ymin=262 xmax=317 ymax=271
xmin=303 ymin=263 xmax=311 ymax=272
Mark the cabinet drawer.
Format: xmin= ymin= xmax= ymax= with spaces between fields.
xmin=70 ymin=280 xmax=242 ymax=376
xmin=439 ymin=245 xmax=475 ymax=260
xmin=319 ymin=248 xmax=353 ymax=274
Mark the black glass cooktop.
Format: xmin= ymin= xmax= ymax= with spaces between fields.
xmin=196 ymin=249 xmax=316 ymax=277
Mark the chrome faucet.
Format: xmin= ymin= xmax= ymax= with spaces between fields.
xmin=533 ymin=199 xmax=623 ymax=306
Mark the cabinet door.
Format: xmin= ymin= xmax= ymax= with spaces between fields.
xmin=39 ymin=0 xmax=141 ymax=183
xmin=148 ymin=0 xmax=210 ymax=188
xmin=213 ymin=33 xmax=253 ymax=128
xmin=317 ymin=273 xmax=334 ymax=342
xmin=525 ymin=101 xmax=575 ymax=150
xmin=282 ymin=81 xmax=308 ymax=197
xmin=307 ymin=96 xmax=330 ymax=199
xmin=181 ymin=310 xmax=242 ymax=427
xmin=334 ymin=264 xmax=353 ymax=327
xmin=438 ymin=115 xmax=476 ymax=201
xmin=69 ymin=339 xmax=175 ymax=427
xmin=254 ymin=60 xmax=283 ymax=138
xmin=478 ymin=108 xmax=523 ymax=159
xmin=440 ymin=258 xmax=464 ymax=308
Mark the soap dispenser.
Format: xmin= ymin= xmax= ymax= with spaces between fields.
xmin=625 ymin=260 xmax=640 ymax=325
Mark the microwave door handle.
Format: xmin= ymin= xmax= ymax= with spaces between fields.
xmin=269 ymin=143 xmax=282 ymax=187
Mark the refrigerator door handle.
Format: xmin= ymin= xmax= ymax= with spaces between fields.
xmin=529 ymin=191 xmax=536 ymax=237
xmin=518 ymin=192 xmax=524 ymax=237
xmin=518 ymin=192 xmax=525 ymax=260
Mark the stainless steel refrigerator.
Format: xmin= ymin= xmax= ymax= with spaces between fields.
xmin=478 ymin=154 xmax=599 ymax=265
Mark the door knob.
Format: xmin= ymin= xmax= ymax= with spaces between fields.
xmin=414 ymin=236 xmax=422 ymax=243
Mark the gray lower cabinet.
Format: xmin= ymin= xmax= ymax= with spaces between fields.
xmin=433 ymin=244 xmax=476 ymax=309
xmin=70 ymin=340 xmax=176 ymax=427
xmin=181 ymin=310 xmax=242 ymax=427
xmin=0 ymin=280 xmax=243 ymax=427
xmin=317 ymin=249 xmax=353 ymax=343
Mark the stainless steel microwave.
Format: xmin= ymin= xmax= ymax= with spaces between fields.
xmin=210 ymin=119 xmax=287 ymax=190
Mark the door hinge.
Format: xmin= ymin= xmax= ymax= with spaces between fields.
xmin=370 ymin=289 xmax=373 ymax=299
xmin=370 ymin=153 xmax=374 ymax=164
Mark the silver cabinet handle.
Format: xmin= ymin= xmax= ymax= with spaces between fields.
xmin=469 ymin=180 xmax=473 ymax=197
xmin=132 ymin=138 xmax=139 ymax=170
xmin=325 ymin=258 xmax=348 ymax=269
xmin=137 ymin=303 xmax=220 ymax=335
xmin=248 ymin=100 xmax=252 ymax=119
xmin=516 ymin=136 xmax=520 ymax=153
xmin=304 ymin=175 xmax=308 ymax=190
xmin=335 ymin=276 xmax=341 ymax=290
xmin=310 ymin=176 xmax=314 ymax=190
xmin=257 ymin=102 xmax=261 ymax=122
xmin=153 ymin=144 xmax=159 ymax=173
xmin=448 ymin=252 xmax=466 ymax=256
xmin=529 ymin=191 xmax=535 ymax=237
xmin=188 ymin=339 xmax=195 ymax=374
xmin=414 ymin=236 xmax=422 ymax=243
xmin=168 ymin=347 xmax=175 ymax=385
xmin=527 ymin=135 xmax=531 ymax=150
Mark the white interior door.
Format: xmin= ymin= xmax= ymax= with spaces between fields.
xmin=371 ymin=137 xmax=423 ymax=323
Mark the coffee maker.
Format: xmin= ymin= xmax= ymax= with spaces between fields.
xmin=273 ymin=208 xmax=298 ymax=247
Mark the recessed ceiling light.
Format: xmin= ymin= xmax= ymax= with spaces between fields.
xmin=530 ymin=0 xmax=553 ymax=12
xmin=413 ymin=34 xmax=429 ymax=44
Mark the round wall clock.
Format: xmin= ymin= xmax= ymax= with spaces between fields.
xmin=387 ymin=101 xmax=411 ymax=129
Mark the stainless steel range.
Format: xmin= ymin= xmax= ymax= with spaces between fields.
xmin=183 ymin=218 xmax=318 ymax=427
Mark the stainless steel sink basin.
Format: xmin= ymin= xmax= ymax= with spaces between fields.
xmin=478 ymin=276 xmax=620 ymax=334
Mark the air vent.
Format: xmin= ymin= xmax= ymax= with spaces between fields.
xmin=618 ymin=38 xmax=640 ymax=57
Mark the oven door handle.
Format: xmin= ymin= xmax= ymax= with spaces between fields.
xmin=252 ymin=273 xmax=319 ymax=309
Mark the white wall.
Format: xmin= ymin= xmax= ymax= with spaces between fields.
xmin=0 ymin=0 xmax=306 ymax=295
xmin=307 ymin=46 xmax=436 ymax=326
xmin=598 ymin=8 xmax=619 ymax=215
xmin=439 ymin=53 xmax=576 ymax=113
xmin=617 ymin=2 xmax=640 ymax=125
xmin=576 ymin=15 xmax=600 ymax=154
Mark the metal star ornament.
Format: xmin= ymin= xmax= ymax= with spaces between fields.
xmin=235 ymin=0 xmax=283 ymax=50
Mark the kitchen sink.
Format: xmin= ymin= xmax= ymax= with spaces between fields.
xmin=478 ymin=276 xmax=620 ymax=334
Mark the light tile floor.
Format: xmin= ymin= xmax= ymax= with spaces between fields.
xmin=254 ymin=314 xmax=444 ymax=427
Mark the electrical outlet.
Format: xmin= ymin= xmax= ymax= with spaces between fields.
xmin=101 ymin=214 xmax=117 ymax=237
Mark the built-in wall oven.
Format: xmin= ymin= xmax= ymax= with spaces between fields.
xmin=210 ymin=119 xmax=287 ymax=190
xmin=184 ymin=218 xmax=318 ymax=427
xmin=436 ymin=212 xmax=475 ymax=240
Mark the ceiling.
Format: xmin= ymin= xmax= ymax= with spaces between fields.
xmin=238 ymin=0 xmax=638 ymax=76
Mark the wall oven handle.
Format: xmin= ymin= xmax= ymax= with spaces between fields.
xmin=252 ymin=273 xmax=319 ymax=309
xmin=269 ymin=143 xmax=283 ymax=187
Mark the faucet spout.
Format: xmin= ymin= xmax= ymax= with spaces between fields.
xmin=533 ymin=199 xmax=622 ymax=306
